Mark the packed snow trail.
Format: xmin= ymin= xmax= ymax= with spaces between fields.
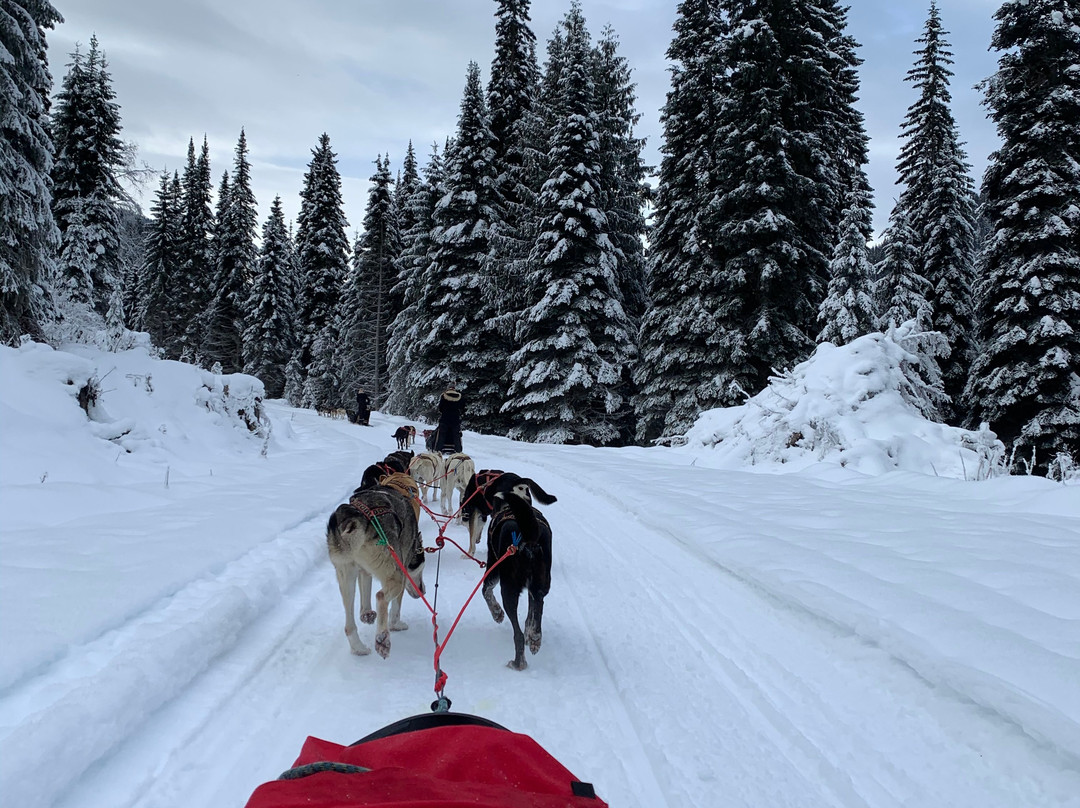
xmin=5 ymin=406 xmax=1076 ymax=808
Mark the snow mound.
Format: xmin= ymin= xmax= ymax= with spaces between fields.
xmin=0 ymin=342 xmax=271 ymax=487
xmin=683 ymin=329 xmax=1005 ymax=479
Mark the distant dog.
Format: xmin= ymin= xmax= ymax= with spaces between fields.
xmin=393 ymin=425 xmax=416 ymax=450
xmin=409 ymin=451 xmax=445 ymax=502
xmin=440 ymin=452 xmax=475 ymax=521
xmin=424 ymin=428 xmax=438 ymax=453
xmin=461 ymin=470 xmax=557 ymax=557
xmin=327 ymin=485 xmax=427 ymax=658
xmin=482 ymin=491 xmax=553 ymax=671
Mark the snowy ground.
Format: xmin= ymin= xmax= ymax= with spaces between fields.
xmin=1 ymin=342 xmax=1078 ymax=808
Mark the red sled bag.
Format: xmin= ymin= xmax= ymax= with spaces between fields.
xmin=244 ymin=712 xmax=607 ymax=808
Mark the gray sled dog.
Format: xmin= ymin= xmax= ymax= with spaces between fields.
xmin=327 ymin=486 xmax=426 ymax=658
xmin=409 ymin=451 xmax=445 ymax=502
xmin=441 ymin=452 xmax=475 ymax=519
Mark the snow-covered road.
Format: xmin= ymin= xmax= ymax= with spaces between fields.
xmin=3 ymin=401 xmax=1078 ymax=808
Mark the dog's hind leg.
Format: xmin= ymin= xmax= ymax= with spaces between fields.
xmin=358 ymin=570 xmax=376 ymax=625
xmin=524 ymin=588 xmax=545 ymax=656
xmin=500 ymin=586 xmax=528 ymax=670
xmin=374 ymin=577 xmax=406 ymax=659
xmin=388 ymin=594 xmax=408 ymax=632
xmin=482 ymin=576 xmax=504 ymax=623
xmin=335 ymin=563 xmax=371 ymax=655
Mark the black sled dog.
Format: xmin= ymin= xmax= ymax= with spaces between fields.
xmin=482 ymin=491 xmax=553 ymax=671
xmin=461 ymin=470 xmax=557 ymax=557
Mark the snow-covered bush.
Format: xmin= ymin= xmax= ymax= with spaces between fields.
xmin=682 ymin=327 xmax=1007 ymax=480
xmin=196 ymin=368 xmax=271 ymax=444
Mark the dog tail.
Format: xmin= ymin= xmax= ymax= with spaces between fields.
xmin=521 ymin=478 xmax=557 ymax=505
xmin=326 ymin=503 xmax=362 ymax=553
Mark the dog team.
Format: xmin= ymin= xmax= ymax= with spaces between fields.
xmin=326 ymin=433 xmax=558 ymax=670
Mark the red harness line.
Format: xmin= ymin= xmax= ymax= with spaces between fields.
xmin=381 ymin=538 xmax=515 ymax=697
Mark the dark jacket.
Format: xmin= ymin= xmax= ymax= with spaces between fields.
xmin=435 ymin=389 xmax=463 ymax=452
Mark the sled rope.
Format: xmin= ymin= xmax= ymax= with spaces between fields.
xmin=381 ymin=540 xmax=516 ymax=701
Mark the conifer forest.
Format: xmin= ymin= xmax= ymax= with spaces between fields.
xmin=2 ymin=0 xmax=1077 ymax=475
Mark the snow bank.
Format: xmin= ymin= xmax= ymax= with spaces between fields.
xmin=683 ymin=330 xmax=1005 ymax=479
xmin=0 ymin=342 xmax=270 ymax=487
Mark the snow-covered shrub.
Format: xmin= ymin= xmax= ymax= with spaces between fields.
xmin=682 ymin=327 xmax=1007 ymax=479
xmin=197 ymin=369 xmax=270 ymax=442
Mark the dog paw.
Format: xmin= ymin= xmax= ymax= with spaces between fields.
xmin=527 ymin=631 xmax=542 ymax=654
xmin=360 ymin=610 xmax=376 ymax=624
xmin=348 ymin=639 xmax=372 ymax=656
xmin=390 ymin=620 xmax=409 ymax=632
xmin=488 ymin=604 xmax=504 ymax=623
xmin=507 ymin=658 xmax=528 ymax=671
xmin=375 ymin=631 xmax=391 ymax=658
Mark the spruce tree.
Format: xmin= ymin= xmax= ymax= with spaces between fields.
xmin=633 ymin=0 xmax=726 ymax=441
xmin=139 ymin=171 xmax=182 ymax=353
xmin=203 ymin=129 xmax=258 ymax=372
xmin=407 ymin=62 xmax=505 ymax=428
xmin=295 ymin=132 xmax=350 ymax=409
xmin=965 ymin=0 xmax=1080 ymax=475
xmin=243 ymin=196 xmax=296 ymax=398
xmin=385 ymin=143 xmax=443 ymax=418
xmin=338 ymin=155 xmax=400 ymax=406
xmin=818 ymin=194 xmax=877 ymax=345
xmin=51 ymin=36 xmax=125 ymax=322
xmin=592 ymin=25 xmax=650 ymax=330
xmin=876 ymin=206 xmax=932 ymax=330
xmin=175 ymin=137 xmax=215 ymax=361
xmin=890 ymin=1 xmax=977 ymax=420
xmin=1 ymin=0 xmax=62 ymax=345
xmin=702 ymin=0 xmax=836 ymax=407
xmin=503 ymin=4 xmax=637 ymax=445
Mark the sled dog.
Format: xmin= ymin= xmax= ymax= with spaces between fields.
xmin=440 ymin=452 xmax=475 ymax=520
xmin=409 ymin=451 xmax=445 ymax=502
xmin=327 ymin=485 xmax=426 ymax=658
xmin=393 ymin=425 xmax=416 ymax=450
xmin=482 ymin=491 xmax=553 ymax=671
xmin=461 ymin=470 xmax=557 ymax=557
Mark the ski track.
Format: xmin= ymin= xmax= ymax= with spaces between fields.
xmin=11 ymin=420 xmax=1080 ymax=808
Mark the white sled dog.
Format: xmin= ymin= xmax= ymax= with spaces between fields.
xmin=327 ymin=485 xmax=426 ymax=658
xmin=409 ymin=451 xmax=445 ymax=502
xmin=441 ymin=452 xmax=475 ymax=519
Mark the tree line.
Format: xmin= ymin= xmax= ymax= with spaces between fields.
xmin=1 ymin=0 xmax=1076 ymax=475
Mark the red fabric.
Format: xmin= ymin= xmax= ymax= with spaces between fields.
xmin=244 ymin=725 xmax=607 ymax=808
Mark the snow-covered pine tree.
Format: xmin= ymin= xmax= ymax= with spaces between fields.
xmin=702 ymin=0 xmax=837 ymax=409
xmin=338 ymin=155 xmax=400 ymax=407
xmin=295 ymin=132 xmax=350 ymax=409
xmin=965 ymin=0 xmax=1080 ymax=475
xmin=51 ymin=36 xmax=125 ymax=324
xmin=117 ymin=205 xmax=147 ymax=329
xmin=890 ymin=1 xmax=976 ymax=421
xmin=202 ymin=130 xmax=258 ymax=373
xmin=592 ymin=25 xmax=649 ymax=330
xmin=408 ymin=62 xmax=506 ymax=430
xmin=175 ymin=137 xmax=215 ymax=361
xmin=818 ymin=193 xmax=877 ymax=345
xmin=385 ymin=143 xmax=443 ymax=418
xmin=876 ymin=205 xmax=932 ymax=331
xmin=139 ymin=171 xmax=182 ymax=353
xmin=394 ymin=142 xmax=420 ymax=244
xmin=485 ymin=0 xmax=540 ymax=291
xmin=243 ymin=196 xmax=296 ymax=398
xmin=633 ymin=0 xmax=726 ymax=442
xmin=502 ymin=3 xmax=637 ymax=445
xmin=0 ymin=0 xmax=62 ymax=345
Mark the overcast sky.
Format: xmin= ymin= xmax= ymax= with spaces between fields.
xmin=51 ymin=0 xmax=1003 ymax=240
